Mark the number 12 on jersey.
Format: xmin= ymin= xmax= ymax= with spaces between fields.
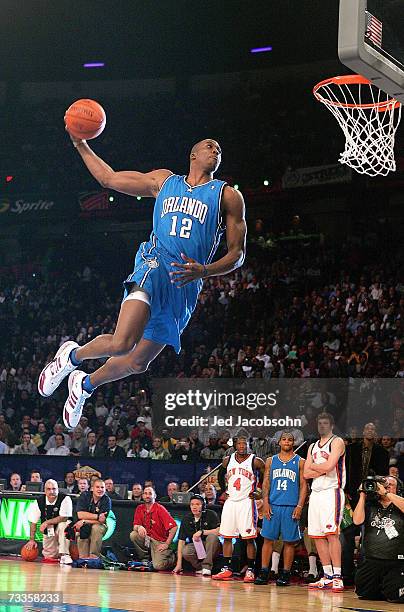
xmin=169 ymin=215 xmax=193 ymax=239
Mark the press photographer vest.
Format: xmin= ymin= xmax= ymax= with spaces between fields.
xmin=364 ymin=502 xmax=404 ymax=561
xmin=37 ymin=493 xmax=68 ymax=523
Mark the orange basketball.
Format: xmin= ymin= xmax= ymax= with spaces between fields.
xmin=64 ymin=98 xmax=106 ymax=140
xmin=69 ymin=542 xmax=79 ymax=561
xmin=21 ymin=543 xmax=38 ymax=561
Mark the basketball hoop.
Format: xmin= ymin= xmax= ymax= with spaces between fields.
xmin=313 ymin=75 xmax=402 ymax=177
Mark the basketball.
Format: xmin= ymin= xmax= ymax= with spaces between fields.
xmin=69 ymin=542 xmax=79 ymax=561
xmin=21 ymin=543 xmax=38 ymax=562
xmin=64 ymin=99 xmax=106 ymax=140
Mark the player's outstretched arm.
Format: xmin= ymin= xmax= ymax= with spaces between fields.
xmin=73 ymin=140 xmax=172 ymax=197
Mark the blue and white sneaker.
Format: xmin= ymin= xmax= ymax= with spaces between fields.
xmin=63 ymin=370 xmax=91 ymax=430
xmin=38 ymin=341 xmax=79 ymax=397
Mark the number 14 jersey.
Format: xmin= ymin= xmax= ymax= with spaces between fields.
xmin=226 ymin=453 xmax=256 ymax=501
xmin=269 ymin=454 xmax=300 ymax=506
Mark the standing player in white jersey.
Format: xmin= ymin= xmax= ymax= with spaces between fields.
xmin=37 ymin=131 xmax=246 ymax=429
xmin=212 ymin=436 xmax=265 ymax=582
xmin=304 ymin=412 xmax=346 ymax=592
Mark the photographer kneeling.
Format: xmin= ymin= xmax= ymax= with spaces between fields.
xmin=353 ymin=476 xmax=404 ymax=604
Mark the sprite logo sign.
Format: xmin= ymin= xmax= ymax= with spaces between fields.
xmin=0 ymin=499 xmax=116 ymax=541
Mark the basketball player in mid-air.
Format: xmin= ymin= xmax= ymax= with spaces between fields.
xmin=255 ymin=431 xmax=307 ymax=586
xmin=38 ymin=131 xmax=246 ymax=429
xmin=304 ymin=412 xmax=346 ymax=592
xmin=212 ymin=435 xmax=265 ymax=582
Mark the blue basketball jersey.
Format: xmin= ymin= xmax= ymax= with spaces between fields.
xmin=152 ymin=174 xmax=226 ymax=264
xmin=269 ymin=454 xmax=300 ymax=506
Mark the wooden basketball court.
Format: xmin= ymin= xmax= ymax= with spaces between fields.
xmin=0 ymin=559 xmax=399 ymax=612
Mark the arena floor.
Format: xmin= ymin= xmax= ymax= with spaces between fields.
xmin=0 ymin=559 xmax=399 ymax=612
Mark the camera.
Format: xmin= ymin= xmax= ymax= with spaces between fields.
xmin=362 ymin=475 xmax=386 ymax=496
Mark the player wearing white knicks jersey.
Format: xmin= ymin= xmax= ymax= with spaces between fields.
xmin=38 ymin=133 xmax=246 ymax=430
xmin=304 ymin=412 xmax=346 ymax=593
xmin=212 ymin=436 xmax=265 ymax=583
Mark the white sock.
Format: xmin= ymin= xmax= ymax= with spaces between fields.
xmin=323 ymin=564 xmax=333 ymax=578
xmin=271 ymin=551 xmax=280 ymax=573
xmin=333 ymin=566 xmax=341 ymax=577
xmin=309 ymin=555 xmax=317 ymax=576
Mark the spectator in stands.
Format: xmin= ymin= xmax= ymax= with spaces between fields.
xmin=105 ymin=477 xmax=122 ymax=500
xmin=46 ymin=433 xmax=70 ymax=456
xmin=171 ymin=437 xmax=193 ymax=462
xmin=105 ymin=434 xmax=126 ymax=459
xmin=130 ymin=417 xmax=152 ymax=441
xmin=13 ymin=432 xmax=39 ymax=455
xmin=29 ymin=470 xmax=42 ymax=483
xmin=0 ymin=437 xmax=9 ymax=454
xmin=204 ymin=483 xmax=218 ymax=506
xmin=161 ymin=429 xmax=177 ymax=453
xmin=26 ymin=479 xmax=73 ymax=564
xmin=130 ymin=483 xmax=143 ymax=502
xmin=200 ymin=434 xmax=225 ymax=460
xmin=9 ymin=472 xmax=23 ymax=491
xmin=380 ymin=435 xmax=396 ymax=460
xmin=159 ymin=482 xmax=179 ymax=503
xmin=45 ymin=424 xmax=71 ymax=451
xmin=31 ymin=422 xmax=48 ymax=451
xmin=346 ymin=422 xmax=390 ymax=507
xmin=130 ymin=486 xmax=177 ymax=570
xmin=127 ymin=437 xmax=149 ymax=458
xmin=188 ymin=430 xmax=204 ymax=456
xmin=149 ymin=436 xmax=171 ymax=460
xmin=64 ymin=472 xmax=79 ymax=494
xmin=76 ymin=478 xmax=111 ymax=559
xmin=115 ymin=427 xmax=131 ymax=453
xmin=180 ymin=481 xmax=190 ymax=492
xmin=251 ymin=435 xmax=272 ymax=460
xmin=173 ymin=494 xmax=221 ymax=576
xmin=84 ymin=431 xmax=105 ymax=457
xmin=77 ymin=478 xmax=90 ymax=493
xmin=70 ymin=427 xmax=87 ymax=455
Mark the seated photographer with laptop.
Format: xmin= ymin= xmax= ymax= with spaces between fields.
xmin=353 ymin=475 xmax=404 ymax=604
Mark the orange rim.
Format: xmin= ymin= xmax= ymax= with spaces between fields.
xmin=313 ymin=74 xmax=401 ymax=111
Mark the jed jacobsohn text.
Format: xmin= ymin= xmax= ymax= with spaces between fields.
xmin=164 ymin=415 xmax=303 ymax=427
xmin=164 ymin=390 xmax=278 ymax=411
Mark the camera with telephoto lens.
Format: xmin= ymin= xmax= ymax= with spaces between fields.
xmin=362 ymin=475 xmax=387 ymax=498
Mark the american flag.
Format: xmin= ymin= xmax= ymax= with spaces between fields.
xmin=78 ymin=191 xmax=109 ymax=211
xmin=365 ymin=11 xmax=383 ymax=48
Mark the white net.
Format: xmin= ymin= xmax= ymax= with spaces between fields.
xmin=314 ymin=76 xmax=402 ymax=177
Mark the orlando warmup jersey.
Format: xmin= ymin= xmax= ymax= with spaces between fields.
xmin=311 ymin=435 xmax=346 ymax=492
xmin=226 ymin=453 xmax=256 ymax=501
xmin=123 ymin=174 xmax=227 ymax=353
xmin=269 ymin=454 xmax=300 ymax=506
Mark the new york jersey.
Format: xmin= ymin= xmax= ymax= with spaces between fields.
xmin=226 ymin=453 xmax=256 ymax=501
xmin=311 ymin=435 xmax=346 ymax=492
xmin=152 ymin=174 xmax=226 ymax=264
xmin=269 ymin=454 xmax=300 ymax=506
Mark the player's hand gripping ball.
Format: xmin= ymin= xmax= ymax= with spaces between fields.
xmin=65 ymin=99 xmax=106 ymax=140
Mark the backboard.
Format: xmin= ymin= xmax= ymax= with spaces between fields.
xmin=338 ymin=0 xmax=404 ymax=102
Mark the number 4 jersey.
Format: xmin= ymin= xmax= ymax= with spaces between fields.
xmin=226 ymin=453 xmax=256 ymax=501
xmin=123 ymin=174 xmax=227 ymax=354
xmin=269 ymin=454 xmax=300 ymax=506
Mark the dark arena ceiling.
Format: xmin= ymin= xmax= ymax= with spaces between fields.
xmin=1 ymin=0 xmax=338 ymax=81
